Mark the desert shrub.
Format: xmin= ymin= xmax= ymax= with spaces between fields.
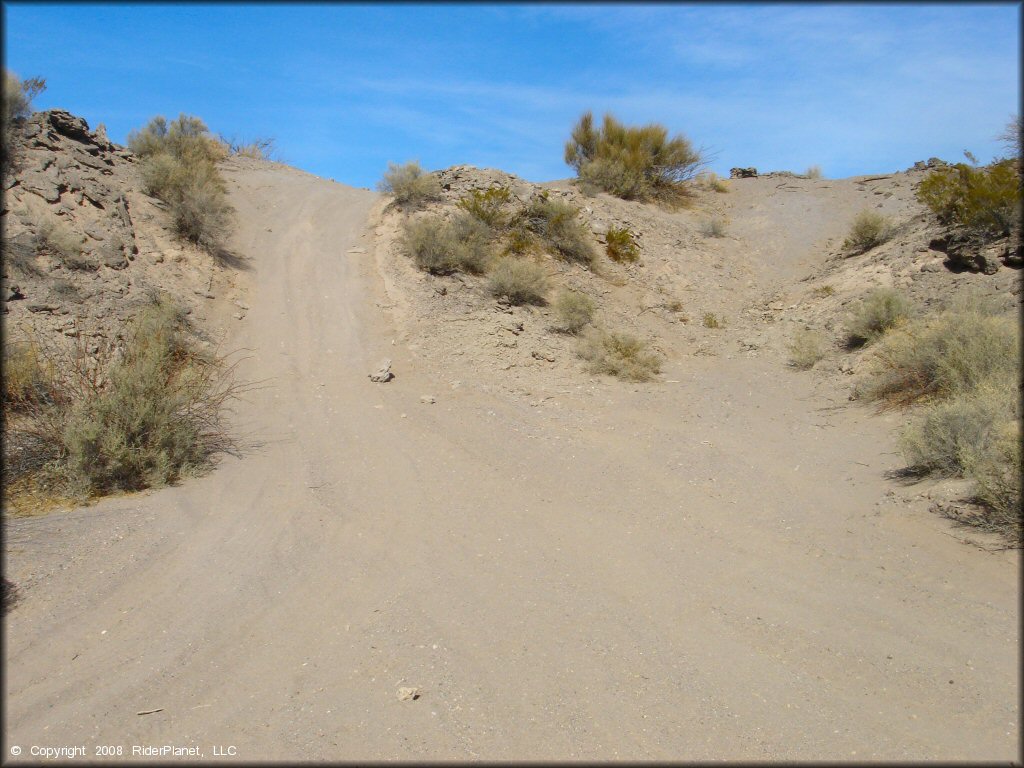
xmin=32 ymin=214 xmax=91 ymax=268
xmin=401 ymin=214 xmax=490 ymax=275
xmin=2 ymin=70 xmax=46 ymax=181
xmin=487 ymin=258 xmax=549 ymax=305
xmin=578 ymin=328 xmax=661 ymax=382
xmin=565 ymin=111 xmax=702 ymax=205
xmin=377 ymin=160 xmax=443 ymax=207
xmin=844 ymin=287 xmax=913 ymax=347
xmin=996 ymin=115 xmax=1021 ymax=161
xmin=3 ymin=341 xmax=52 ymax=410
xmin=812 ymin=284 xmax=836 ymax=297
xmin=458 ymin=186 xmax=513 ymax=228
xmin=917 ymin=157 xmax=1020 ymax=238
xmin=962 ymin=424 xmax=1021 ymax=538
xmin=605 ymin=226 xmax=639 ymax=263
xmin=787 ymin=328 xmax=827 ymax=369
xmin=805 ymin=165 xmax=823 ymax=179
xmin=503 ymin=220 xmax=535 ymax=256
xmin=554 ymin=290 xmax=596 ymax=334
xmin=128 ymin=114 xmax=233 ymax=250
xmin=856 ymin=298 xmax=1018 ymax=405
xmin=843 ymin=209 xmax=892 ymax=253
xmin=4 ymin=296 xmax=239 ymax=497
xmin=518 ymin=194 xmax=596 ymax=266
xmin=701 ymin=217 xmax=727 ymax=238
xmin=899 ymin=384 xmax=1015 ymax=476
xmin=702 ymin=312 xmax=721 ymax=328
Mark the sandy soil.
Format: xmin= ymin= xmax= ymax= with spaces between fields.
xmin=4 ymin=160 xmax=1019 ymax=762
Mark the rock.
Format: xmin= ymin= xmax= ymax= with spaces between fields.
xmin=920 ymin=262 xmax=944 ymax=273
xmin=98 ymin=237 xmax=128 ymax=269
xmin=420 ymin=395 xmax=436 ymax=404
xmin=19 ymin=173 xmax=62 ymax=202
xmin=396 ymin=687 xmax=421 ymax=701
xmin=6 ymin=284 xmax=25 ymax=301
xmin=369 ymin=359 xmax=394 ymax=383
xmin=46 ymin=109 xmax=92 ymax=143
xmin=27 ymin=303 xmax=58 ymax=313
xmin=730 ymin=167 xmax=758 ymax=178
xmin=531 ymin=350 xmax=555 ymax=362
xmin=500 ymin=319 xmax=524 ymax=335
xmin=93 ymin=123 xmax=115 ymax=151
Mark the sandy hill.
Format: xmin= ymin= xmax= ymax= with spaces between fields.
xmin=2 ymin=111 xmax=1019 ymax=762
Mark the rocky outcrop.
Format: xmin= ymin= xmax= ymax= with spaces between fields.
xmin=730 ymin=167 xmax=758 ymax=178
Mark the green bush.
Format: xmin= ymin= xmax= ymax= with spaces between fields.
xmin=553 ymin=290 xmax=596 ymax=333
xmin=486 ymin=258 xmax=549 ymax=305
xmin=605 ymin=226 xmax=639 ymax=263
xmin=458 ymin=186 xmax=513 ymax=228
xmin=844 ymin=287 xmax=913 ymax=347
xmin=401 ymin=214 xmax=490 ymax=275
xmin=377 ymin=160 xmax=442 ymax=206
xmin=578 ymin=328 xmax=661 ymax=382
xmin=917 ymin=158 xmax=1020 ymax=238
xmin=518 ymin=193 xmax=595 ymax=266
xmin=843 ymin=209 xmax=892 ymax=253
xmin=565 ymin=111 xmax=702 ymax=205
xmin=128 ymin=114 xmax=233 ymax=250
xmin=787 ymin=328 xmax=827 ymax=369
xmin=856 ymin=297 xmax=1018 ymax=405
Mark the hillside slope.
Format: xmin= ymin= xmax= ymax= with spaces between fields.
xmin=3 ymin=157 xmax=1019 ymax=761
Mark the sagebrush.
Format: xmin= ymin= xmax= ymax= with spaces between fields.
xmin=128 ymin=114 xmax=233 ymax=250
xmin=378 ymin=161 xmax=442 ymax=207
xmin=843 ymin=210 xmax=892 ymax=254
xmin=487 ymin=258 xmax=549 ymax=305
xmin=3 ymin=296 xmax=241 ymax=498
xmin=787 ymin=328 xmax=828 ymax=369
xmin=844 ymin=287 xmax=913 ymax=347
xmin=554 ymin=290 xmax=596 ymax=333
xmin=578 ymin=328 xmax=661 ymax=382
xmin=518 ymin=193 xmax=595 ymax=266
xmin=401 ymin=214 xmax=491 ymax=275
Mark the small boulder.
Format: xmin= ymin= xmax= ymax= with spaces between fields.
xmin=730 ymin=167 xmax=758 ymax=179
xmin=369 ymin=359 xmax=394 ymax=383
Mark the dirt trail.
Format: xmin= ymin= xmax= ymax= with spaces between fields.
xmin=4 ymin=162 xmax=1018 ymax=761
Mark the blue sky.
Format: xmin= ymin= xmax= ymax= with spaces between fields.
xmin=4 ymin=3 xmax=1020 ymax=187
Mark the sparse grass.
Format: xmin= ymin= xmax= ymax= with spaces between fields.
xmin=855 ymin=297 xmax=1017 ymax=405
xmin=3 ymin=295 xmax=241 ymax=498
xmin=812 ymin=284 xmax=836 ymax=298
xmin=701 ymin=217 xmax=727 ymax=238
xmin=519 ymin=194 xmax=596 ymax=266
xmin=458 ymin=186 xmax=513 ymax=229
xmin=787 ymin=328 xmax=828 ymax=369
xmin=565 ymin=111 xmax=702 ymax=206
xmin=401 ymin=213 xmax=491 ymax=275
xmin=805 ymin=165 xmax=823 ymax=179
xmin=486 ymin=257 xmax=549 ymax=306
xmin=578 ymin=328 xmax=661 ymax=382
xmin=219 ymin=135 xmax=277 ymax=161
xmin=377 ymin=161 xmax=443 ymax=207
xmin=702 ymin=312 xmax=722 ymax=328
xmin=2 ymin=340 xmax=52 ymax=410
xmin=33 ymin=214 xmax=91 ymax=269
xmin=553 ymin=290 xmax=596 ymax=334
xmin=843 ymin=209 xmax=893 ymax=254
xmin=605 ymin=226 xmax=639 ymax=263
xmin=917 ymin=156 xmax=1020 ymax=238
xmin=844 ymin=287 xmax=913 ymax=347
xmin=129 ymin=114 xmax=234 ymax=250
xmin=703 ymin=172 xmax=729 ymax=192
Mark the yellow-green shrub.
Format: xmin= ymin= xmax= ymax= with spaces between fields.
xmin=605 ymin=226 xmax=639 ymax=262
xmin=458 ymin=186 xmax=513 ymax=228
xmin=518 ymin=193 xmax=595 ymax=266
xmin=554 ymin=290 xmax=596 ymax=333
xmin=578 ymin=328 xmax=661 ymax=382
xmin=565 ymin=111 xmax=702 ymax=205
xmin=844 ymin=287 xmax=913 ymax=347
xmin=843 ymin=210 xmax=892 ymax=253
xmin=916 ymin=158 xmax=1020 ymax=237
